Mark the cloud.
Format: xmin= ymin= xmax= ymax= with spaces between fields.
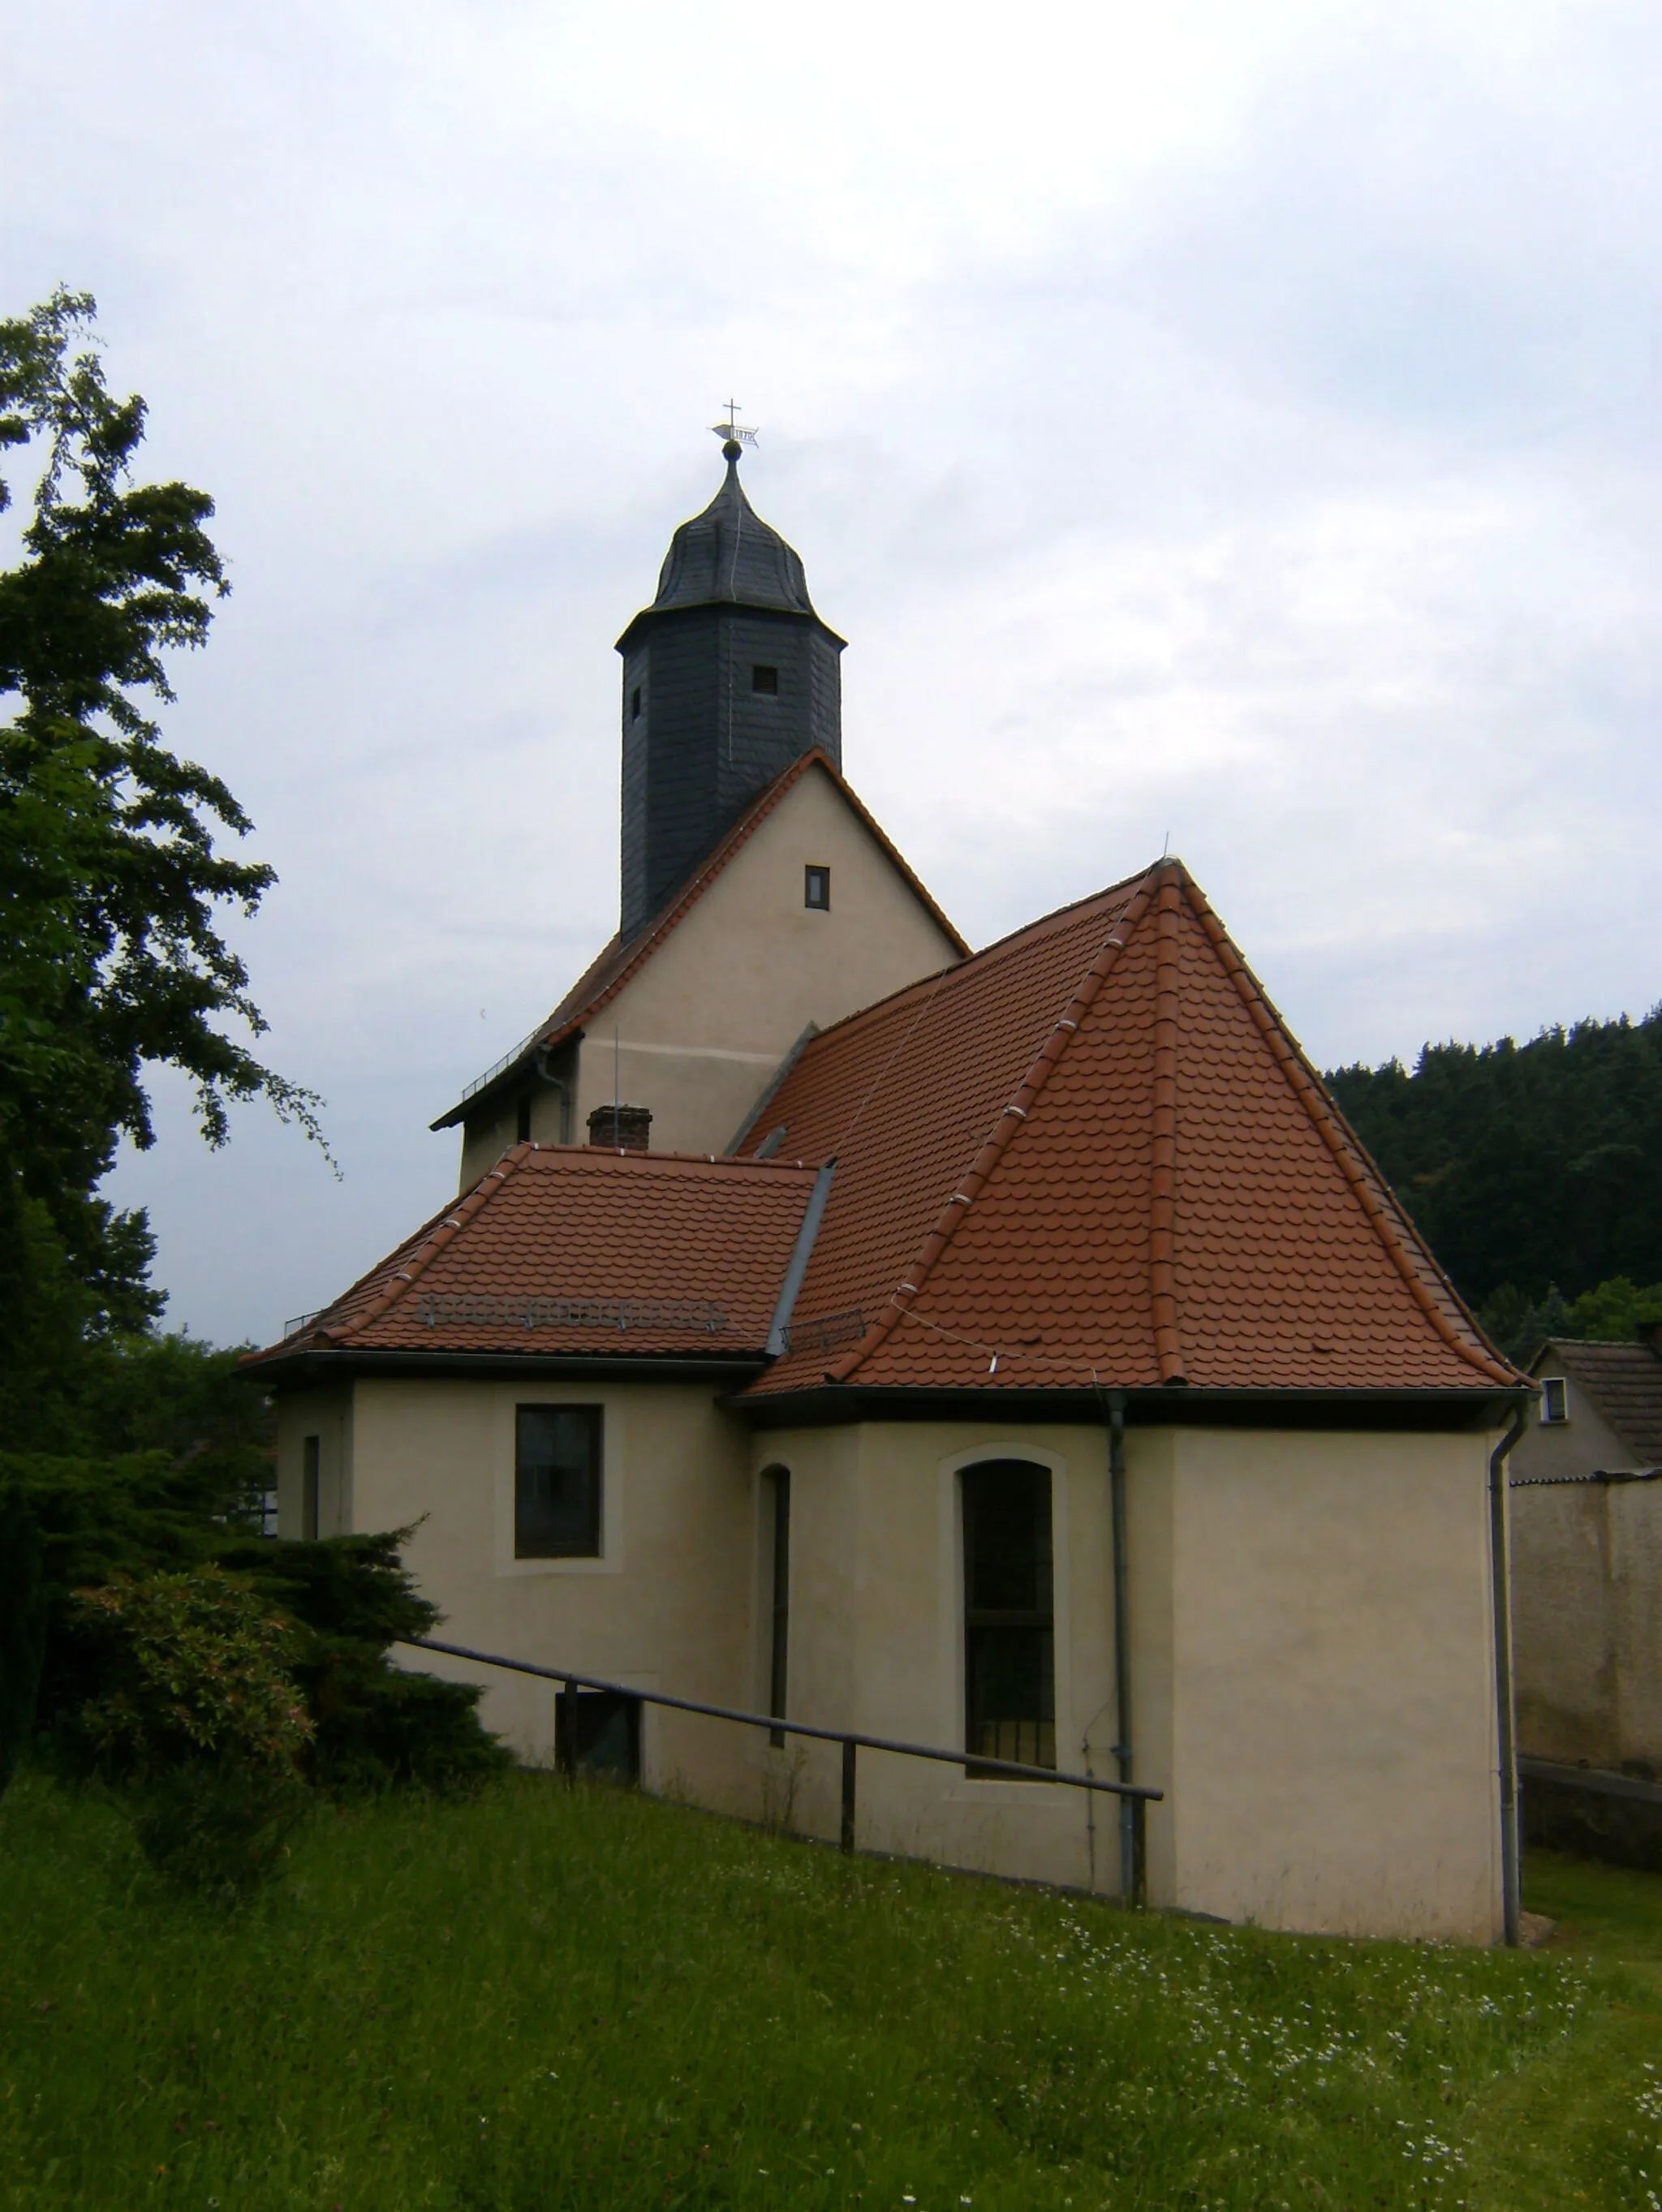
xmin=4 ymin=0 xmax=1658 ymax=1340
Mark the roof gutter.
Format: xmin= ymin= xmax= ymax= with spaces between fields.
xmin=766 ymin=1160 xmax=837 ymax=1358
xmin=734 ymin=1382 xmax=1534 ymax=1431
xmin=241 ymin=1348 xmax=770 ymax=1388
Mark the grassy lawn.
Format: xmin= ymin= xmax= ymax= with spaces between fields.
xmin=1 ymin=1771 xmax=1657 ymax=2210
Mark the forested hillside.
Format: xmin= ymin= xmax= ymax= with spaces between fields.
xmin=1325 ymin=1008 xmax=1662 ymax=1355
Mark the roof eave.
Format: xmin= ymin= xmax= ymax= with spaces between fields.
xmin=732 ymin=1382 xmax=1531 ymax=1432
xmin=429 ymin=1024 xmax=583 ymax=1134
xmin=614 ymin=600 xmax=848 ymax=656
xmin=243 ymin=1347 xmax=773 ymax=1388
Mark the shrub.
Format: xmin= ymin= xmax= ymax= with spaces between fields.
xmin=0 ymin=1487 xmax=47 ymax=1793
xmin=72 ymin=1568 xmax=312 ymax=1783
xmin=217 ymin=1530 xmax=511 ymax=1798
xmin=71 ymin=1569 xmax=313 ymax=1896
xmin=2 ymin=1443 xmax=507 ymax=1807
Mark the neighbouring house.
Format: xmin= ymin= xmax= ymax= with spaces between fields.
xmin=1510 ymin=1334 xmax=1662 ymax=1866
xmin=248 ymin=443 xmax=1531 ymax=1942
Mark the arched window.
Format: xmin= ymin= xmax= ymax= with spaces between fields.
xmin=962 ymin=1459 xmax=1055 ymax=1772
xmin=760 ymin=1465 xmax=791 ymax=1746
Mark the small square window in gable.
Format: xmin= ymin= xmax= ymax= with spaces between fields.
xmin=804 ymin=864 xmax=830 ymax=911
xmin=751 ymin=664 xmax=778 ymax=695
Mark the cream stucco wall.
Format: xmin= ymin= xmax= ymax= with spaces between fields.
xmin=458 ymin=767 xmax=961 ymax=1187
xmin=755 ymin=1420 xmax=1503 ymax=1941
xmin=274 ymin=1385 xmax=353 ymax=1540
xmin=277 ymin=1375 xmax=762 ymax=1809
xmin=1148 ymin=1427 xmax=1502 ymax=1942
xmin=278 ymin=1377 xmax=1505 ymax=1941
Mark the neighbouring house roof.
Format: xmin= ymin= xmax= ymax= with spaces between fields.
xmin=430 ymin=750 xmax=967 ymax=1133
xmin=248 ymin=1148 xmax=820 ymax=1366
xmin=735 ymin=859 xmax=1517 ymax=1397
xmin=1532 ymin=1338 xmax=1662 ymax=1466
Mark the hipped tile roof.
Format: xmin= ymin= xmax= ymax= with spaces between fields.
xmin=431 ymin=750 xmax=967 ymax=1131
xmin=264 ymin=857 xmax=1518 ymax=1401
xmin=250 ymin=1147 xmax=818 ymax=1362
xmin=738 ymin=860 xmax=1515 ymax=1395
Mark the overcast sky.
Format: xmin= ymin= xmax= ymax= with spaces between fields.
xmin=6 ymin=0 xmax=1659 ymax=1345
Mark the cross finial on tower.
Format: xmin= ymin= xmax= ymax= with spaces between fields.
xmin=710 ymin=399 xmax=758 ymax=459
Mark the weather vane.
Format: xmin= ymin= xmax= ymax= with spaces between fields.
xmin=710 ymin=398 xmax=758 ymax=452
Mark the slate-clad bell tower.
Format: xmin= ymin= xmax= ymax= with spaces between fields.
xmin=614 ymin=440 xmax=846 ymax=939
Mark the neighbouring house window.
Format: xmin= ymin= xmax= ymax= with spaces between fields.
xmin=962 ymin=1459 xmax=1055 ymax=1772
xmin=1541 ymin=1376 xmax=1568 ymax=1424
xmin=302 ymin=1434 xmax=321 ymax=1541
xmin=631 ymin=686 xmax=642 ymax=720
xmin=762 ymin=1466 xmax=790 ymax=1746
xmin=804 ymin=864 xmax=830 ymax=911
xmin=751 ymin=663 xmax=778 ymax=695
xmin=515 ymin=1405 xmax=603 ymax=1557
xmin=516 ymin=1092 xmax=532 ymax=1143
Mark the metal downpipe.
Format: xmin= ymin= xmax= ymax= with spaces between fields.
xmin=1107 ymin=1388 xmax=1139 ymax=1904
xmin=1488 ymin=1404 xmax=1528 ymax=1947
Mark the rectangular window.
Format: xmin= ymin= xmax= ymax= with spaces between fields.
xmin=1541 ymin=1376 xmax=1568 ymax=1424
xmin=631 ymin=686 xmax=642 ymax=720
xmin=515 ymin=1404 xmax=603 ymax=1557
xmin=763 ymin=1467 xmax=790 ymax=1746
xmin=751 ymin=663 xmax=778 ymax=695
xmin=804 ymin=863 xmax=830 ymax=911
xmin=302 ymin=1434 xmax=321 ymax=1541
xmin=962 ymin=1460 xmax=1055 ymax=1772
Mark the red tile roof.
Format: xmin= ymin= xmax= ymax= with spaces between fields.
xmin=266 ymin=857 xmax=1518 ymax=1401
xmin=431 ymin=750 xmax=967 ymax=1131
xmin=248 ymin=1147 xmax=819 ymax=1362
xmin=738 ymin=861 xmax=1516 ymax=1395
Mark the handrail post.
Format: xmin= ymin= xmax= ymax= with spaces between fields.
xmin=1130 ymin=1792 xmax=1147 ymax=1909
xmin=840 ymin=1739 xmax=857 ymax=1855
xmin=557 ymin=1678 xmax=578 ymax=1780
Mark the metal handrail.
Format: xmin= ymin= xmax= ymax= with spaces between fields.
xmin=403 ymin=1634 xmax=1161 ymax=1903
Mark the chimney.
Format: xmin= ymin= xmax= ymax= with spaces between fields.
xmin=587 ymin=1103 xmax=652 ymax=1153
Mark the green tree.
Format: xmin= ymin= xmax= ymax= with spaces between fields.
xmin=0 ymin=1487 xmax=47 ymax=1795
xmin=0 ymin=286 xmax=325 ymax=1438
xmin=1328 ymin=1010 xmax=1662 ymax=1310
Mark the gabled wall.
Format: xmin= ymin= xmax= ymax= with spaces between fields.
xmin=455 ymin=767 xmax=961 ymax=1188
xmin=575 ymin=767 xmax=962 ymax=1160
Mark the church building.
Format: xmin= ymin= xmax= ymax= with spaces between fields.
xmin=252 ymin=438 xmax=1531 ymax=1943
